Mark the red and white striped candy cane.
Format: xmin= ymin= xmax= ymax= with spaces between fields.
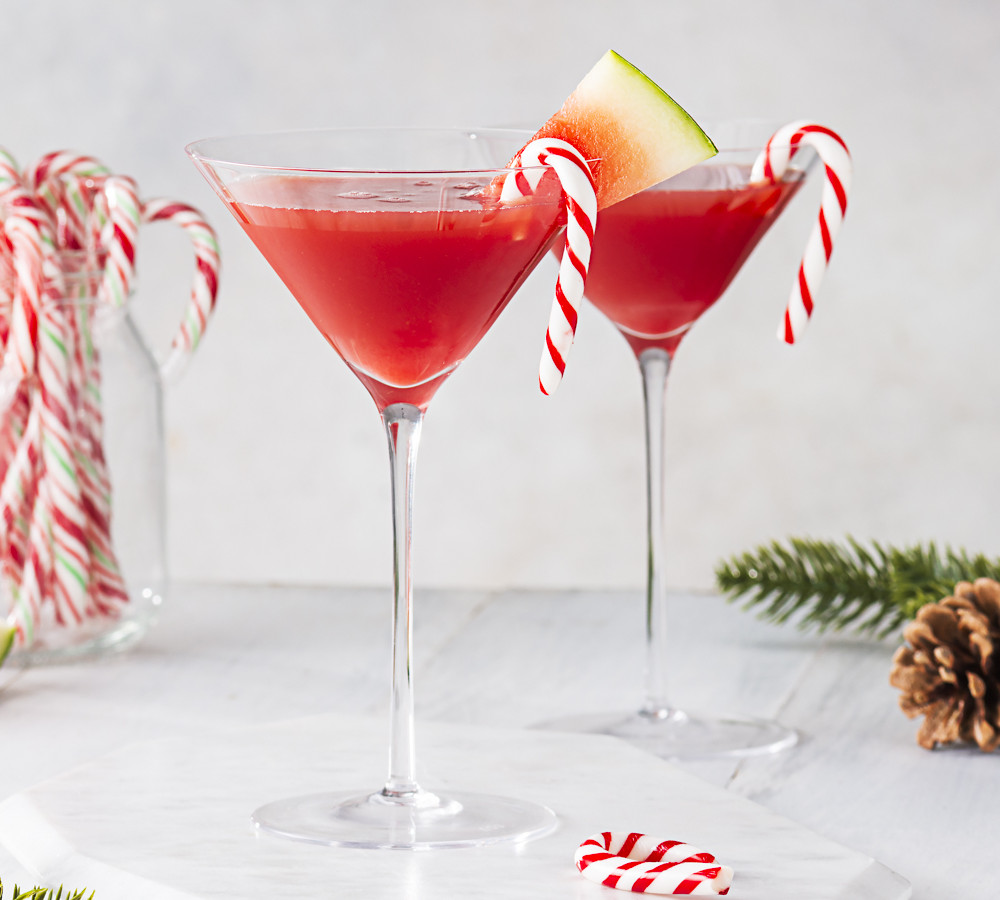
xmin=502 ymin=138 xmax=597 ymax=395
xmin=26 ymin=152 xmax=110 ymax=254
xmin=750 ymin=121 xmax=851 ymax=344
xmin=1 ymin=212 xmax=44 ymax=383
xmin=1 ymin=398 xmax=43 ymax=642
xmin=3 ymin=160 xmax=97 ymax=628
xmin=0 ymin=154 xmax=46 ymax=639
xmin=575 ymin=832 xmax=734 ymax=895
xmin=140 ymin=198 xmax=220 ymax=377
xmin=26 ymin=151 xmax=109 ymax=194
xmin=98 ymin=175 xmax=141 ymax=308
xmin=36 ymin=266 xmax=98 ymax=627
xmin=27 ymin=152 xmax=109 ymax=211
xmin=0 ymin=152 xmax=53 ymax=383
xmin=0 ymin=183 xmax=91 ymax=630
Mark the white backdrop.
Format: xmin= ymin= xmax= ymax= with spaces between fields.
xmin=3 ymin=0 xmax=998 ymax=593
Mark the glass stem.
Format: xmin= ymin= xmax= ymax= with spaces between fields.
xmin=381 ymin=402 xmax=424 ymax=800
xmin=638 ymin=348 xmax=673 ymax=719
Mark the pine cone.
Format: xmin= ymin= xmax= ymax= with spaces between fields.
xmin=889 ymin=577 xmax=1000 ymax=751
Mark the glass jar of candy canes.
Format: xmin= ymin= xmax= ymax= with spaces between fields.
xmin=0 ymin=156 xmax=219 ymax=664
xmin=0 ymin=252 xmax=166 ymax=661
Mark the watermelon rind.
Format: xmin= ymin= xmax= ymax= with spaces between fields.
xmin=524 ymin=49 xmax=717 ymax=208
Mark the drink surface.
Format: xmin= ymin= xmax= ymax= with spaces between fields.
xmin=228 ymin=176 xmax=562 ymax=409
xmin=583 ymin=163 xmax=803 ymax=356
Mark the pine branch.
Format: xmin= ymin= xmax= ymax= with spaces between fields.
xmin=0 ymin=625 xmax=15 ymax=668
xmin=0 ymin=880 xmax=93 ymax=900
xmin=715 ymin=537 xmax=1000 ymax=638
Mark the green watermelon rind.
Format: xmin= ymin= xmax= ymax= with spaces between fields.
xmin=526 ymin=50 xmax=718 ymax=208
xmin=600 ymin=50 xmax=717 ymax=161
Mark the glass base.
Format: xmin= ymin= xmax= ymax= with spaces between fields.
xmin=536 ymin=708 xmax=797 ymax=761
xmin=252 ymin=788 xmax=558 ymax=849
xmin=6 ymin=613 xmax=156 ymax=667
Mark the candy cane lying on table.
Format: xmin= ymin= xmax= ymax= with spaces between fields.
xmin=501 ymin=138 xmax=597 ymax=396
xmin=575 ymin=832 xmax=733 ymax=895
xmin=750 ymin=120 xmax=852 ymax=344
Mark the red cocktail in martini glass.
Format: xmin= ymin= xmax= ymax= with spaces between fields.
xmin=188 ymin=127 xmax=565 ymax=848
xmin=544 ymin=120 xmax=818 ymax=759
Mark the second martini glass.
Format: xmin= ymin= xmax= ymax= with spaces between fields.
xmin=187 ymin=128 xmax=564 ymax=848
xmin=544 ymin=121 xmax=817 ymax=759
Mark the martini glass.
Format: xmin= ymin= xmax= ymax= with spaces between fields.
xmin=544 ymin=120 xmax=817 ymax=759
xmin=187 ymin=128 xmax=564 ymax=848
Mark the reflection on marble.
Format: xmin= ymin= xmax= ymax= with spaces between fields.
xmin=0 ymin=713 xmax=910 ymax=900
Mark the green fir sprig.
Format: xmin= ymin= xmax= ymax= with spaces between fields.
xmin=0 ymin=880 xmax=93 ymax=900
xmin=715 ymin=537 xmax=1000 ymax=638
xmin=0 ymin=625 xmax=15 ymax=668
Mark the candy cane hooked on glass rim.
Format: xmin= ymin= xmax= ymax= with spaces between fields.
xmin=575 ymin=832 xmax=734 ymax=895
xmin=502 ymin=138 xmax=597 ymax=395
xmin=750 ymin=120 xmax=852 ymax=344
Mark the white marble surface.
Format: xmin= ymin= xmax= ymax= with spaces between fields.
xmin=0 ymin=715 xmax=908 ymax=900
xmin=0 ymin=583 xmax=992 ymax=897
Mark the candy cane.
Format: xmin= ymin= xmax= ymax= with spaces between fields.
xmin=68 ymin=240 xmax=131 ymax=621
xmin=2 ymin=160 xmax=96 ymax=628
xmin=0 ymin=390 xmax=40 ymax=590
xmin=575 ymin=832 xmax=734 ymax=895
xmin=1 ymin=213 xmax=44 ymax=382
xmin=0 ymin=167 xmax=55 ymax=383
xmin=750 ymin=121 xmax=851 ymax=344
xmin=140 ymin=198 xmax=220 ymax=376
xmin=11 ymin=469 xmax=54 ymax=645
xmin=31 ymin=157 xmax=132 ymax=625
xmin=502 ymin=138 xmax=597 ymax=395
xmin=1 ymin=150 xmax=221 ymax=654
xmin=0 ymin=159 xmax=47 ymax=639
xmin=0 ymin=148 xmax=23 ymax=351
xmin=98 ymin=176 xmax=140 ymax=308
xmin=1 ymin=397 xmax=43 ymax=641
xmin=26 ymin=152 xmax=110 ymax=256
xmin=27 ymin=152 xmax=109 ymax=213
xmin=37 ymin=269 xmax=97 ymax=626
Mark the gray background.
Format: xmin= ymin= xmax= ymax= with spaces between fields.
xmin=3 ymin=0 xmax=997 ymax=592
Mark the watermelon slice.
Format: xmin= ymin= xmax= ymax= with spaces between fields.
xmin=514 ymin=50 xmax=716 ymax=208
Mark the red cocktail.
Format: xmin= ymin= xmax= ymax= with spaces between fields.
xmin=232 ymin=175 xmax=561 ymax=410
xmin=541 ymin=123 xmax=817 ymax=760
xmin=188 ymin=128 xmax=564 ymax=849
xmin=584 ymin=164 xmax=802 ymax=355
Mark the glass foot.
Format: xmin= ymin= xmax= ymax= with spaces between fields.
xmin=252 ymin=788 xmax=557 ymax=849
xmin=536 ymin=708 xmax=797 ymax=761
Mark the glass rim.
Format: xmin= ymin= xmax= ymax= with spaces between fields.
xmin=695 ymin=117 xmax=821 ymax=154
xmin=184 ymin=125 xmax=572 ymax=176
xmin=185 ymin=121 xmax=816 ymax=177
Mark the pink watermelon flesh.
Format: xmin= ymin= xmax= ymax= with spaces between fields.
xmin=511 ymin=50 xmax=716 ymax=209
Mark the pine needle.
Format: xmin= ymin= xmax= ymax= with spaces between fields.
xmin=0 ymin=880 xmax=93 ymax=900
xmin=0 ymin=625 xmax=15 ymax=668
xmin=715 ymin=537 xmax=1000 ymax=638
